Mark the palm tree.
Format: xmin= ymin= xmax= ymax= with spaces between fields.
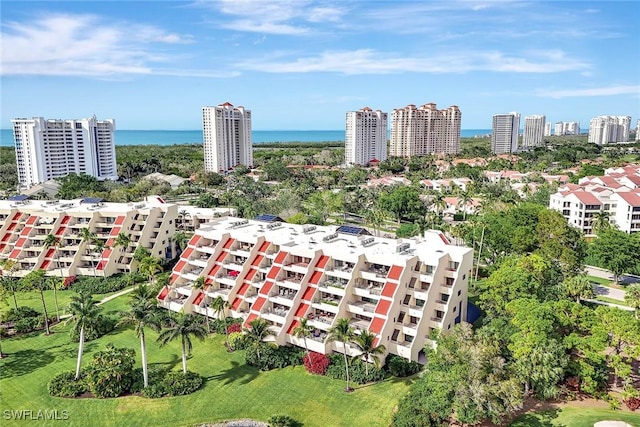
xmin=244 ymin=318 xmax=274 ymax=362
xmin=22 ymin=269 xmax=51 ymax=335
xmin=157 ymin=313 xmax=207 ymax=373
xmin=118 ymin=287 xmax=163 ymax=387
xmin=431 ymin=192 xmax=447 ymax=218
xmin=0 ymin=259 xmax=19 ymax=309
xmin=591 ymin=211 xmax=612 ymax=235
xmin=177 ymin=210 xmax=190 ymax=230
xmin=351 ymin=330 xmax=386 ymax=377
xmin=192 ymin=277 xmax=209 ymax=333
xmin=0 ymin=281 xmax=7 ymax=358
xmin=43 ymin=234 xmax=62 ymax=321
xmin=328 ymin=318 xmax=355 ymax=392
xmin=114 ymin=232 xmax=131 ymax=253
xmin=562 ymin=275 xmax=595 ymax=303
xmin=138 ymin=256 xmax=163 ymax=286
xmin=79 ymin=227 xmax=96 ymax=257
xmin=457 ymin=191 xmax=473 ymax=221
xmin=624 ymin=283 xmax=640 ymax=320
xmin=66 ymin=291 xmax=101 ymax=379
xmin=91 ymin=239 xmax=106 ymax=277
xmin=173 ymin=231 xmax=189 ymax=256
xmin=293 ymin=317 xmax=314 ymax=367
xmin=211 ymin=296 xmax=230 ymax=347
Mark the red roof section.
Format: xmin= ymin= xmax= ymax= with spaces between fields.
xmin=9 ymin=249 xmax=20 ymax=259
xmin=181 ymin=247 xmax=194 ymax=259
xmin=244 ymin=268 xmax=257 ymax=280
xmin=114 ymin=216 xmax=125 ymax=225
xmin=381 ymin=282 xmax=398 ymax=298
xmin=252 ymin=297 xmax=266 ymax=312
xmin=294 ymin=303 xmax=309 ymax=318
xmin=40 ymin=259 xmax=51 ymax=269
xmin=274 ymin=251 xmax=288 ymax=265
xmin=237 ymin=283 xmax=249 ymax=296
xmin=158 ymin=287 xmax=169 ymax=300
xmin=309 ymin=271 xmax=323 ymax=284
xmin=26 ymin=216 xmax=38 ymax=225
xmin=571 ymin=191 xmax=602 ymax=205
xmin=258 ymin=241 xmax=270 ymax=253
xmin=244 ymin=313 xmax=258 ymax=327
xmin=193 ymin=293 xmax=205 ymax=306
xmin=45 ymin=248 xmax=55 ymax=258
xmin=175 ymin=260 xmax=186 ymax=272
xmin=188 ymin=235 xmax=201 ymax=247
xmin=301 ymin=286 xmax=316 ymax=301
xmin=109 ymin=226 xmax=121 ymax=236
xmin=231 ymin=297 xmax=242 ymax=310
xmin=375 ymin=299 xmax=391 ymax=316
xmin=216 ymin=252 xmax=227 ymax=262
xmin=316 ymin=255 xmax=330 ymax=269
xmin=15 ymin=238 xmax=26 ymax=247
xmin=267 ymin=266 xmax=281 ymax=280
xmin=260 ymin=281 xmax=274 ymax=295
xmin=369 ymin=317 xmax=385 ymax=335
xmin=61 ymin=215 xmax=71 ymax=224
xmin=251 ymin=255 xmax=264 ymax=266
xmin=388 ymin=265 xmax=403 ymax=280
xmin=223 ymin=238 xmax=235 ymax=249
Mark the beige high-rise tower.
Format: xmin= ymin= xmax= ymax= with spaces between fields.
xmin=389 ymin=103 xmax=461 ymax=157
xmin=202 ymin=102 xmax=253 ymax=173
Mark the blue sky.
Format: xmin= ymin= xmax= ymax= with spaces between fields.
xmin=1 ymin=0 xmax=638 ymax=130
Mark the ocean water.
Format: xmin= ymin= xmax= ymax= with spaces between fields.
xmin=0 ymin=128 xmax=493 ymax=147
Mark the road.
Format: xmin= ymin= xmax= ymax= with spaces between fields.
xmin=585 ymin=265 xmax=639 ymax=301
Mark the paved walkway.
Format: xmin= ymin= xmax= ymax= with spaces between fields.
xmin=59 ymin=286 xmax=135 ymax=320
xmin=585 ymin=265 xmax=637 ymax=302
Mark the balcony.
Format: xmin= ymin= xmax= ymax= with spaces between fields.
xmin=353 ymin=281 xmax=382 ymax=297
xmin=350 ymin=318 xmax=371 ymax=332
xmin=347 ymin=300 xmax=376 ymax=315
xmin=310 ymin=311 xmax=335 ymax=326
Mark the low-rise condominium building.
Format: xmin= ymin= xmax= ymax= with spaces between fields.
xmin=157 ymin=215 xmax=473 ymax=362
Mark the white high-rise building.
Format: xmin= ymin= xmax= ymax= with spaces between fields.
xmin=554 ymin=121 xmax=581 ymax=136
xmin=522 ymin=115 xmax=546 ymax=149
xmin=588 ymin=116 xmax=631 ymax=144
xmin=389 ymin=103 xmax=461 ymax=157
xmin=345 ymin=107 xmax=388 ymax=166
xmin=636 ymin=119 xmax=640 ymax=142
xmin=11 ymin=116 xmax=118 ymax=189
xmin=491 ymin=112 xmax=520 ymax=154
xmin=544 ymin=122 xmax=552 ymax=137
xmin=202 ymin=102 xmax=253 ymax=173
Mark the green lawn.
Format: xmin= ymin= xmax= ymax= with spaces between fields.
xmin=1 ymin=287 xmax=133 ymax=320
xmin=596 ymin=296 xmax=630 ymax=307
xmin=510 ymin=408 xmax=640 ymax=426
xmin=1 ymin=296 xmax=412 ymax=427
xmin=588 ymin=275 xmax=614 ymax=287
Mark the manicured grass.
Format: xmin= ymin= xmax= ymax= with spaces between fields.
xmin=596 ymin=296 xmax=631 ymax=307
xmin=588 ymin=275 xmax=614 ymax=286
xmin=1 ymin=296 xmax=412 ymax=427
xmin=510 ymin=408 xmax=640 ymax=426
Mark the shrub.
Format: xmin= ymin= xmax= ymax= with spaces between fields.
xmin=303 ymin=352 xmax=330 ymax=375
xmin=1 ymin=306 xmax=41 ymax=322
xmin=162 ymin=371 xmax=203 ymax=396
xmin=624 ymin=397 xmax=640 ymax=411
xmin=227 ymin=322 xmax=242 ymax=334
xmin=267 ymin=414 xmax=301 ymax=427
xmin=228 ymin=331 xmax=249 ymax=350
xmin=211 ymin=317 xmax=242 ymax=334
xmin=14 ymin=316 xmax=44 ymax=333
xmin=131 ymin=367 xmax=168 ymax=394
xmin=69 ymin=275 xmax=135 ymax=295
xmin=325 ymin=354 xmax=385 ymax=385
xmin=245 ymin=344 xmax=304 ymax=371
xmin=70 ymin=314 xmax=116 ymax=342
xmin=48 ymin=371 xmax=88 ymax=397
xmin=385 ymin=354 xmax=422 ymax=378
xmin=85 ymin=345 xmax=136 ymax=398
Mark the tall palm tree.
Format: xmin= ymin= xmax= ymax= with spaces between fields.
xmin=157 ymin=313 xmax=207 ymax=373
xmin=328 ymin=318 xmax=355 ymax=392
xmin=211 ymin=296 xmax=229 ymax=347
xmin=91 ymin=239 xmax=106 ymax=277
xmin=114 ymin=232 xmax=131 ymax=253
xmin=244 ymin=318 xmax=274 ymax=362
xmin=624 ymin=284 xmax=640 ymax=320
xmin=177 ymin=210 xmax=190 ymax=230
xmin=22 ymin=269 xmax=51 ymax=335
xmin=293 ymin=317 xmax=314 ymax=366
xmin=192 ymin=277 xmax=209 ymax=333
xmin=118 ymin=288 xmax=163 ymax=387
xmin=138 ymin=256 xmax=163 ymax=286
xmin=172 ymin=231 xmax=189 ymax=256
xmin=351 ymin=330 xmax=386 ymax=377
xmin=562 ymin=275 xmax=595 ymax=303
xmin=66 ymin=291 xmax=101 ymax=379
xmin=79 ymin=227 xmax=96 ymax=257
xmin=457 ymin=191 xmax=473 ymax=221
xmin=0 ymin=259 xmax=19 ymax=309
xmin=591 ymin=211 xmax=612 ymax=235
xmin=0 ymin=281 xmax=7 ymax=358
xmin=43 ymin=234 xmax=62 ymax=321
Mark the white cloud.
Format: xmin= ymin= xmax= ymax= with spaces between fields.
xmin=0 ymin=13 xmax=211 ymax=77
xmin=236 ymin=49 xmax=589 ymax=75
xmin=199 ymin=0 xmax=346 ymax=34
xmin=537 ymin=85 xmax=640 ymax=99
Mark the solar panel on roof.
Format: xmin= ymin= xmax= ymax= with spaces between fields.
xmin=337 ymin=225 xmax=370 ymax=235
xmin=8 ymin=195 xmax=29 ymax=201
xmin=254 ymin=214 xmax=284 ymax=223
xmin=81 ymin=197 xmax=104 ymax=204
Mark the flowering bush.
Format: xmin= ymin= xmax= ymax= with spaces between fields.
xmin=303 ymin=352 xmax=330 ymax=375
xmin=227 ymin=323 xmax=242 ymax=334
xmin=624 ymin=397 xmax=640 ymax=411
